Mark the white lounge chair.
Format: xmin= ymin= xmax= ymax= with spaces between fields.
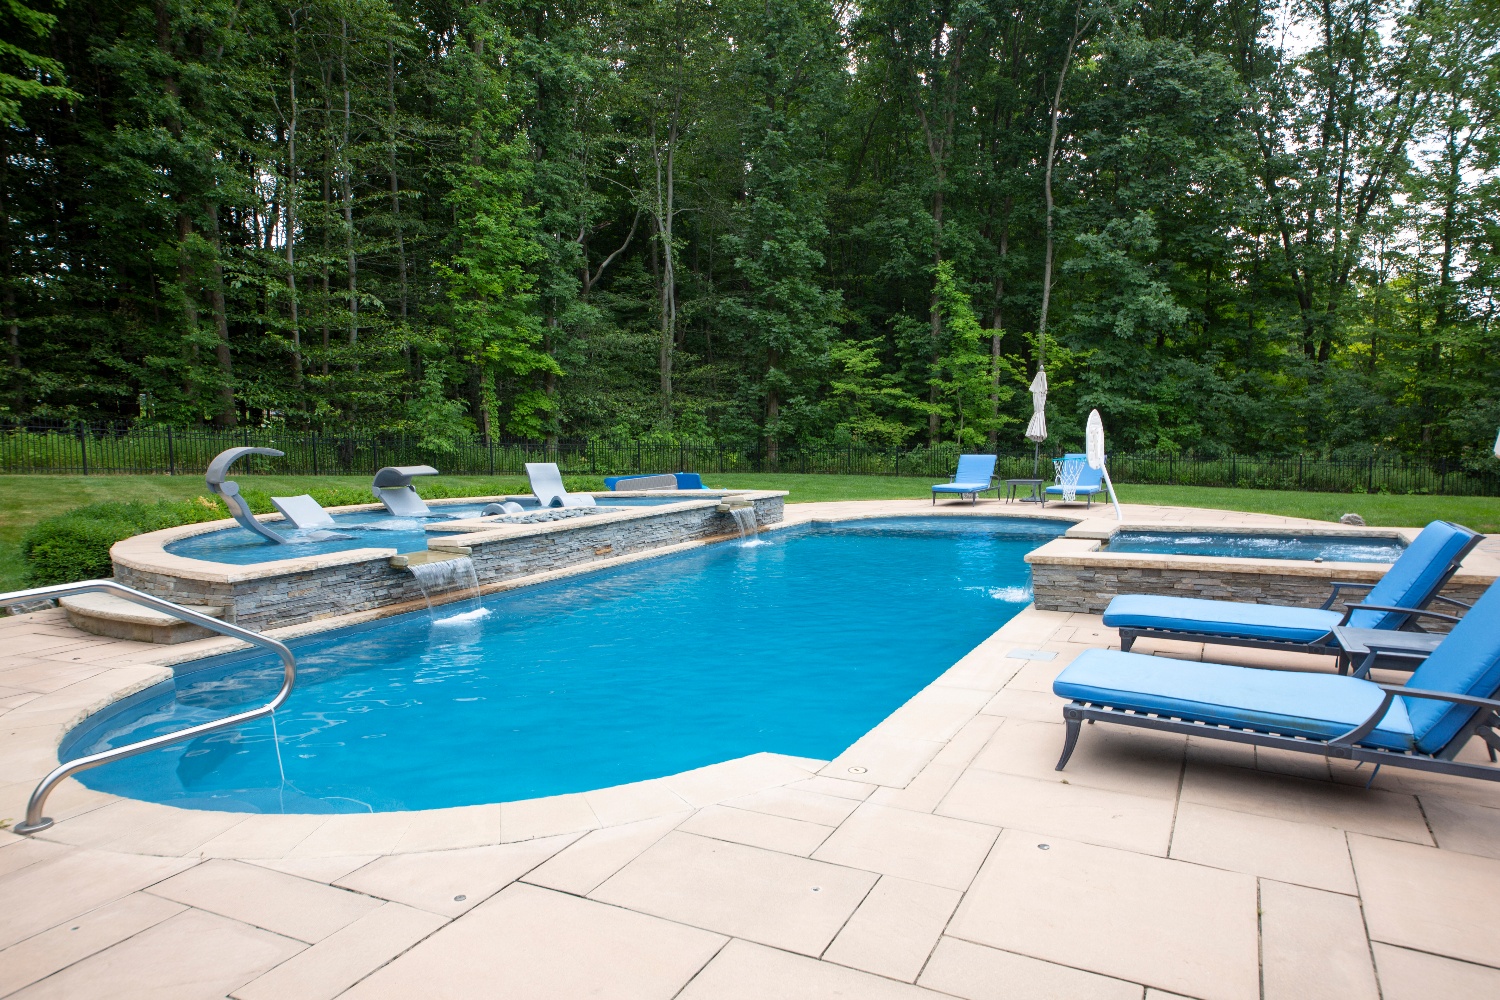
xmin=271 ymin=494 xmax=335 ymax=529
xmin=372 ymin=466 xmax=439 ymax=516
xmin=525 ymin=463 xmax=597 ymax=508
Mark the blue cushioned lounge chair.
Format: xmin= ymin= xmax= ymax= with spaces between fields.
xmin=1103 ymin=520 xmax=1480 ymax=665
xmin=1053 ymin=579 xmax=1500 ymax=782
xmin=931 ymin=454 xmax=999 ymax=505
xmin=1043 ymin=454 xmax=1107 ymax=507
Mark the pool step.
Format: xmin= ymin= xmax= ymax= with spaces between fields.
xmin=60 ymin=593 xmax=230 ymax=645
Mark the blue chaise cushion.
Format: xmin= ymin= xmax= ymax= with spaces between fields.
xmin=933 ymin=482 xmax=994 ymax=493
xmin=1102 ymin=594 xmax=1342 ymax=644
xmin=1053 ymin=649 xmax=1415 ymax=751
xmin=1401 ymin=579 xmax=1500 ymax=754
xmin=1350 ymin=520 xmax=1476 ymax=630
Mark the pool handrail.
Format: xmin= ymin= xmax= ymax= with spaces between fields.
xmin=3 ymin=580 xmax=297 ymax=835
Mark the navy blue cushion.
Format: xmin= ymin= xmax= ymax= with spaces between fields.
xmin=1053 ymin=649 xmax=1414 ymax=750
xmin=1103 ymin=594 xmax=1342 ymax=644
xmin=1402 ymin=579 xmax=1500 ymax=753
xmin=1351 ymin=521 xmax=1476 ymax=630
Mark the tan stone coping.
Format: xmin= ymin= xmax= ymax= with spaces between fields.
xmin=7 ymin=498 xmax=1489 ymax=859
xmin=110 ymin=490 xmax=786 ymax=582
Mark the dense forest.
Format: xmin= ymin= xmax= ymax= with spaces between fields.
xmin=2 ymin=0 xmax=1498 ymax=463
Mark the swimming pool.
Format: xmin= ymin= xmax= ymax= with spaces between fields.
xmin=1105 ymin=530 xmax=1405 ymax=563
xmin=165 ymin=495 xmax=700 ymax=566
xmin=66 ymin=516 xmax=1065 ymax=813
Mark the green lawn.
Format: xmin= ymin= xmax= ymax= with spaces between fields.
xmin=3 ymin=472 xmax=1497 ymax=594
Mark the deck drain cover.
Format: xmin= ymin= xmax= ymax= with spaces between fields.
xmin=454 ymin=895 xmax=467 ymax=901
xmin=1038 ymin=844 xmax=1050 ymax=850
xmin=847 ymin=766 xmax=867 ymax=774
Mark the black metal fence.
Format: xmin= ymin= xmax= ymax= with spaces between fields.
xmin=2 ymin=420 xmax=1498 ymax=496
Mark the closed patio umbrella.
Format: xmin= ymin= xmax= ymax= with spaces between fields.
xmin=1085 ymin=409 xmax=1123 ymax=521
xmin=1025 ymin=368 xmax=1048 ymax=476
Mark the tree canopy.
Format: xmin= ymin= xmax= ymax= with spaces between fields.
xmin=4 ymin=0 xmax=1499 ymax=465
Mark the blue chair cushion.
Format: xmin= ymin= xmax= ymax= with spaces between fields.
xmin=673 ymin=473 xmax=707 ymax=490
xmin=1351 ymin=520 xmax=1476 ymax=630
xmin=932 ymin=482 xmax=995 ymax=493
xmin=1053 ymin=649 xmax=1415 ymax=751
xmin=1044 ymin=484 xmax=1106 ymax=495
xmin=1102 ymin=594 xmax=1342 ymax=644
xmin=1402 ymin=579 xmax=1500 ymax=753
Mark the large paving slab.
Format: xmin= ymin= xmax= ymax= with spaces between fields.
xmin=1 ymin=501 xmax=1498 ymax=999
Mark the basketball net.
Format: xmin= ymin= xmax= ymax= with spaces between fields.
xmin=1056 ymin=456 xmax=1084 ymax=503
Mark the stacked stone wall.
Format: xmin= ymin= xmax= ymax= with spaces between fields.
xmin=114 ymin=494 xmax=785 ymax=632
xmin=1031 ymin=561 xmax=1484 ymax=624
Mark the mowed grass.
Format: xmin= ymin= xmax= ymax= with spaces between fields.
xmin=2 ymin=472 xmax=1497 ymax=593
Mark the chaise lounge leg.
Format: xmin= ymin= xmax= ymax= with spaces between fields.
xmin=1056 ymin=711 xmax=1083 ymax=770
xmin=1119 ymin=631 xmax=1136 ymax=653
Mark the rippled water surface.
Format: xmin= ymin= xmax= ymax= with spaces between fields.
xmin=69 ymin=517 xmax=1064 ymax=813
xmin=1106 ymin=530 xmax=1404 ymax=563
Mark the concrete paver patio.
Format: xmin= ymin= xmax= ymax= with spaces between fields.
xmin=1 ymin=500 xmax=1498 ymax=998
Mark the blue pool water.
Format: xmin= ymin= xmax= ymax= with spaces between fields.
xmin=67 ymin=517 xmax=1065 ymax=813
xmin=165 ymin=495 xmax=698 ymax=565
xmin=1106 ymin=530 xmax=1405 ymax=563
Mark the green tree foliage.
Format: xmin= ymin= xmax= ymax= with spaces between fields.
xmin=3 ymin=0 xmax=1499 ymax=472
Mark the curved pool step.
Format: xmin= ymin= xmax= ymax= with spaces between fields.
xmin=61 ymin=592 xmax=230 ymax=645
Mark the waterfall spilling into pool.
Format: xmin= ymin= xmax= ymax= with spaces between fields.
xmin=407 ymin=555 xmax=488 ymax=622
xmin=729 ymin=506 xmax=759 ymax=543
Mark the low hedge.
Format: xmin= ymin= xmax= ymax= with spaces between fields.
xmin=20 ymin=477 xmax=608 ymax=587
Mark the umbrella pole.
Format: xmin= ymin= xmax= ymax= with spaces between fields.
xmin=1032 ymin=442 xmax=1040 ymax=479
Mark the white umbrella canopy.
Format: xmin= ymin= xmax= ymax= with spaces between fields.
xmin=1025 ymin=368 xmax=1049 ymax=443
xmin=1494 ymin=426 xmax=1499 ymax=458
xmin=1085 ymin=409 xmax=1123 ymax=520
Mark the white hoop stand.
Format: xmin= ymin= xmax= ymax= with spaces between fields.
xmin=1086 ymin=409 xmax=1124 ymax=521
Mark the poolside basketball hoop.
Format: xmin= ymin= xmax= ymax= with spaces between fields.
xmin=1085 ymin=410 xmax=1123 ymax=520
xmin=1054 ymin=455 xmax=1084 ymax=503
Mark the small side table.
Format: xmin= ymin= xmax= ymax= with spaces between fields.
xmin=1332 ymin=626 xmax=1443 ymax=677
xmin=1005 ymin=479 xmax=1045 ymax=503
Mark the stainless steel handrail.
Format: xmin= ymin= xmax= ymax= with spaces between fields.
xmin=3 ymin=580 xmax=296 ymax=835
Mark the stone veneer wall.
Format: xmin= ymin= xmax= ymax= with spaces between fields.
xmin=1030 ymin=560 xmax=1486 ymax=621
xmin=456 ymin=494 xmax=784 ymax=586
xmin=116 ymin=494 xmax=784 ymax=632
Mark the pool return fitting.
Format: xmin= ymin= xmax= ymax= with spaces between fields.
xmin=2 ymin=580 xmax=298 ymax=835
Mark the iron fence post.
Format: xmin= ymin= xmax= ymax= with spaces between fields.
xmin=167 ymin=426 xmax=175 ymax=475
xmin=78 ymin=427 xmax=88 ymax=475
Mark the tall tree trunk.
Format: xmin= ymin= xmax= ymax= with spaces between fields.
xmin=204 ymin=204 xmax=237 ymax=427
xmin=650 ymin=93 xmax=681 ymax=425
xmin=1037 ymin=3 xmax=1091 ymax=369
xmin=987 ymin=197 xmax=1010 ymax=449
xmin=339 ymin=20 xmax=358 ymax=369
xmin=386 ymin=40 xmax=408 ymax=326
xmin=156 ymin=1 xmax=202 ymax=410
xmin=765 ymin=347 xmax=780 ymax=466
xmin=1 ymin=131 xmax=21 ymax=401
xmin=285 ymin=17 xmax=303 ymax=389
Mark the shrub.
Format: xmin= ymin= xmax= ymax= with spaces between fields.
xmin=21 ymin=496 xmax=233 ymax=586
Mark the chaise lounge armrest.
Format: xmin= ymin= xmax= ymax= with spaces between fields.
xmin=1337 ymin=603 xmax=1463 ymax=627
xmin=1331 ymin=684 xmax=1500 ymax=749
xmin=1320 ymin=580 xmax=1377 ymax=609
